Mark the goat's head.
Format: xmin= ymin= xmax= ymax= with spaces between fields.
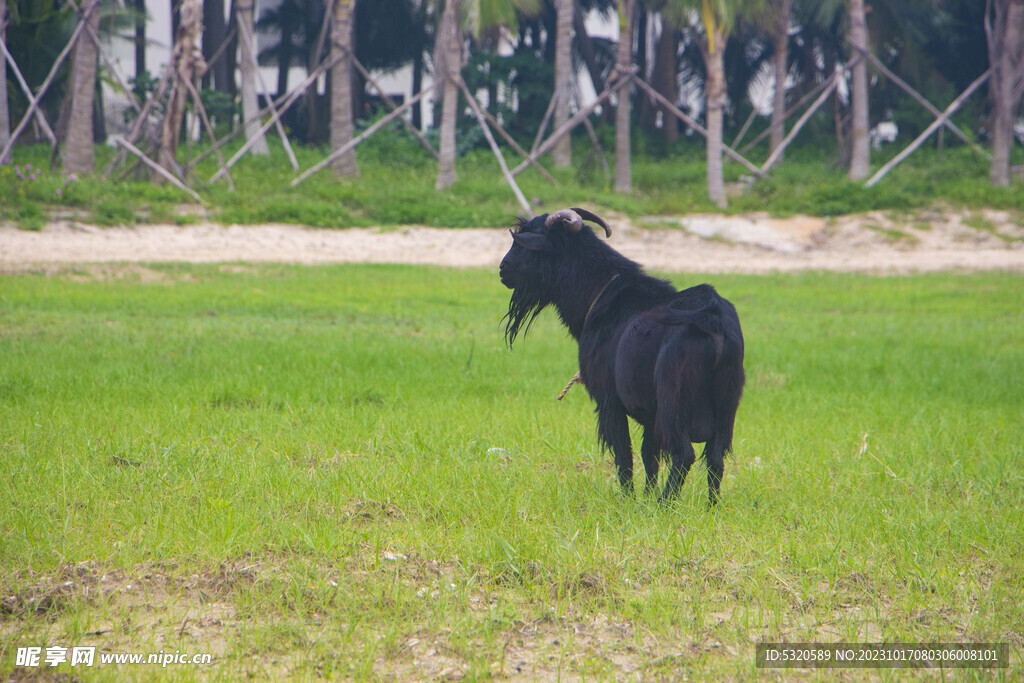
xmin=500 ymin=207 xmax=611 ymax=345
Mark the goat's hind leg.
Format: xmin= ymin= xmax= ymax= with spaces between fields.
xmin=661 ymin=439 xmax=696 ymax=501
xmin=640 ymin=429 xmax=660 ymax=496
xmin=704 ymin=437 xmax=725 ymax=506
xmin=598 ymin=404 xmax=634 ymax=495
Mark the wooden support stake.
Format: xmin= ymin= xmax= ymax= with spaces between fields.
xmin=0 ymin=0 xmax=99 ymax=161
xmin=457 ymin=78 xmax=531 ymax=212
xmin=106 ymin=63 xmax=174 ymax=177
xmin=66 ymin=0 xmax=143 ymax=116
xmin=0 ymin=39 xmax=57 ymax=145
xmin=237 ymin=13 xmax=299 ymax=169
xmin=760 ymin=75 xmax=838 ymax=173
xmin=855 ymin=45 xmax=991 ymax=161
xmin=739 ymin=76 xmax=834 ymax=155
xmin=182 ymin=76 xmax=234 ymax=190
xmin=512 ymin=76 xmax=629 ymax=177
xmin=346 ymin=48 xmax=438 ymax=160
xmin=731 ymin=107 xmax=759 ymax=150
xmin=866 ymin=70 xmax=991 ymax=188
xmin=631 ymin=75 xmax=765 ymax=178
xmin=116 ymin=138 xmax=201 ymax=201
xmin=212 ymin=54 xmax=353 ymax=183
xmin=192 ymin=52 xmax=343 ymax=172
xmin=572 ymin=80 xmax=609 ymax=181
xmin=530 ymin=93 xmax=559 ymax=156
xmin=470 ymin=92 xmax=556 ymax=184
xmin=290 ymin=83 xmax=436 ymax=187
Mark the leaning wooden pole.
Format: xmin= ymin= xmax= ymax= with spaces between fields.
xmin=157 ymin=0 xmax=203 ymax=180
xmin=346 ymin=48 xmax=438 ymax=160
xmin=738 ymin=75 xmax=834 ymax=155
xmin=760 ymin=75 xmax=838 ymax=173
xmin=0 ymin=0 xmax=98 ymax=161
xmin=199 ymin=52 xmax=344 ymax=176
xmin=631 ymin=75 xmax=764 ymax=178
xmin=182 ymin=76 xmax=235 ymax=190
xmin=290 ymin=83 xmax=437 ymax=187
xmin=457 ymin=78 xmax=531 ymax=212
xmin=0 ymin=39 xmax=57 ymax=145
xmin=470 ymin=95 xmax=557 ymax=184
xmin=116 ymin=138 xmax=202 ymax=201
xmin=866 ymin=70 xmax=991 ymax=188
xmin=511 ymin=76 xmax=630 ymax=177
xmin=236 ymin=8 xmax=298 ymax=168
xmin=853 ymin=44 xmax=991 ymax=161
xmin=105 ymin=63 xmax=173 ymax=177
xmin=530 ymin=94 xmax=559 ymax=156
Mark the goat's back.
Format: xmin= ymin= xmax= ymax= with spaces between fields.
xmin=612 ymin=285 xmax=744 ymax=443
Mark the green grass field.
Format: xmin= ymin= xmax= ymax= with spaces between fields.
xmin=1 ymin=264 xmax=1022 ymax=679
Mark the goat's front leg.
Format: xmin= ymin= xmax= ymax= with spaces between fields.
xmin=597 ymin=404 xmax=633 ymax=494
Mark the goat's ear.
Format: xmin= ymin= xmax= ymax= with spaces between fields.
xmin=511 ymin=231 xmax=556 ymax=253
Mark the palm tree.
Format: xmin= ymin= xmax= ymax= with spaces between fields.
xmin=846 ymin=0 xmax=869 ymax=180
xmin=665 ymin=0 xmax=750 ymax=207
xmin=330 ymin=0 xmax=358 ymax=176
xmin=768 ymin=0 xmax=792 ymax=156
xmin=613 ymin=0 xmax=635 ymax=191
xmin=237 ymin=0 xmax=269 ymax=154
xmin=638 ymin=2 xmax=680 ymax=143
xmin=747 ymin=0 xmax=794 ymax=157
xmin=434 ymin=0 xmax=460 ymax=188
xmin=986 ymin=0 xmax=1024 ymax=186
xmin=61 ymin=0 xmax=101 ymax=175
xmin=257 ymin=0 xmax=304 ymax=99
xmin=1 ymin=0 xmax=10 ymax=151
xmin=433 ymin=0 xmax=540 ymax=189
xmin=132 ymin=0 xmax=146 ymax=80
xmin=158 ymin=0 xmax=202 ymax=175
xmin=203 ymin=0 xmax=230 ymax=92
xmin=553 ymin=0 xmax=574 ymax=166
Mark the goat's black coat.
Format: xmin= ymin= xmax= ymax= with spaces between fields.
xmin=500 ymin=211 xmax=745 ymax=502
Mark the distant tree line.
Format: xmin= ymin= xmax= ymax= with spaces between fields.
xmin=1 ymin=0 xmax=1021 ymax=201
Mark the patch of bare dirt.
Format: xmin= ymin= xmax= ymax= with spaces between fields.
xmin=2 ymin=209 xmax=1023 ymax=274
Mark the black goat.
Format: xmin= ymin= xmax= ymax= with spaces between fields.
xmin=499 ymin=208 xmax=745 ymax=503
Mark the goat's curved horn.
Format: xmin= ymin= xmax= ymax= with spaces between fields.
xmin=571 ymin=207 xmax=612 ymax=238
xmin=545 ymin=208 xmax=583 ymax=233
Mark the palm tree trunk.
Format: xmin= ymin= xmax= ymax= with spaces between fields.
xmin=133 ymin=0 xmax=146 ymax=78
xmin=613 ymin=0 xmax=635 ymax=192
xmin=203 ymin=0 xmax=229 ymax=91
xmin=988 ymin=0 xmax=1024 ymax=186
xmin=0 ymin=0 xmax=10 ymax=152
xmin=276 ymin=18 xmax=293 ymax=99
xmin=650 ymin=14 xmax=679 ymax=143
xmin=435 ymin=0 xmax=460 ymax=189
xmin=847 ymin=0 xmax=870 ymax=180
xmin=237 ymin=0 xmax=269 ymax=154
xmin=158 ymin=0 xmax=202 ymax=176
xmin=769 ymin=0 xmax=791 ymax=157
xmin=705 ymin=29 xmax=727 ymax=208
xmin=553 ymin=0 xmax=573 ymax=167
xmin=330 ymin=0 xmax=358 ymax=176
xmin=574 ymin=2 xmax=607 ymax=122
xmin=62 ymin=0 xmax=101 ymax=175
xmin=411 ymin=51 xmax=423 ymax=131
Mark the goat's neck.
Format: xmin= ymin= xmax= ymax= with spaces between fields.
xmin=555 ymin=271 xmax=621 ymax=341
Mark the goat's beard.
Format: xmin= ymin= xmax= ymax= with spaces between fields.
xmin=504 ymin=284 xmax=551 ymax=347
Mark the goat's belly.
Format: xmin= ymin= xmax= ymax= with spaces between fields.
xmin=613 ymin=321 xmax=661 ymax=423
